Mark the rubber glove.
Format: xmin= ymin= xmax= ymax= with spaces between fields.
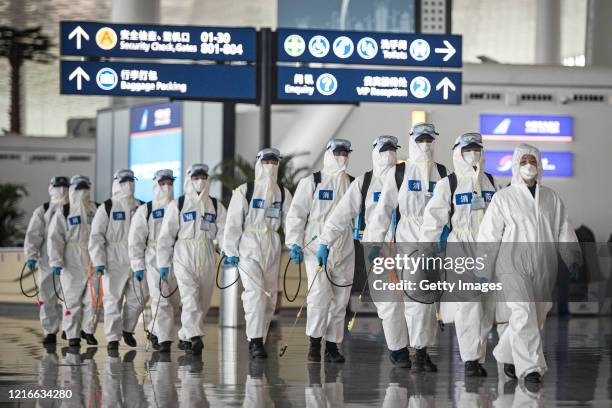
xmin=367 ymin=245 xmax=382 ymax=263
xmin=159 ymin=267 xmax=169 ymax=281
xmin=133 ymin=270 xmax=144 ymax=281
xmin=288 ymin=244 xmax=303 ymax=264
xmin=316 ymin=244 xmax=329 ymax=266
xmin=26 ymin=259 xmax=37 ymax=272
xmin=52 ymin=267 xmax=61 ymax=276
xmin=94 ymin=266 xmax=105 ymax=275
xmin=224 ymin=256 xmax=240 ymax=267
xmin=568 ymin=263 xmax=579 ymax=281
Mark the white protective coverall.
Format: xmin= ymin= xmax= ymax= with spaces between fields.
xmin=477 ymin=144 xmax=581 ymax=379
xmin=88 ymin=179 xmax=147 ymax=342
xmin=223 ymin=160 xmax=293 ymax=341
xmin=129 ymin=180 xmax=181 ymax=343
xmin=24 ymin=185 xmax=68 ymax=335
xmin=319 ymin=147 xmax=397 ymax=347
xmin=156 ymin=175 xmax=226 ymax=340
xmin=285 ymin=149 xmax=354 ymax=343
xmin=419 ymin=144 xmax=497 ymax=362
xmin=363 ymin=134 xmax=448 ymax=350
xmin=47 ymin=185 xmax=98 ymax=339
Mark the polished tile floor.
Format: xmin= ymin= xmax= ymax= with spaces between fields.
xmin=0 ymin=306 xmax=610 ymax=407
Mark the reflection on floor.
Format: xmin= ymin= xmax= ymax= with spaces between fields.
xmin=0 ymin=310 xmax=610 ymax=407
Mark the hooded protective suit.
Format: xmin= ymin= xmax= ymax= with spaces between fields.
xmin=129 ymin=179 xmax=181 ymax=343
xmin=223 ymin=159 xmax=293 ymax=341
xmin=285 ymin=149 xmax=354 ymax=343
xmin=47 ymin=183 xmax=98 ymax=339
xmin=88 ymin=178 xmax=145 ymax=342
xmin=24 ymin=184 xmax=68 ymax=336
xmin=477 ymin=143 xmax=581 ymax=378
xmin=319 ymin=146 xmax=400 ymax=348
xmin=156 ymin=173 xmax=226 ymax=340
xmin=419 ymin=141 xmax=497 ymax=363
xmin=363 ymin=133 xmax=448 ymax=350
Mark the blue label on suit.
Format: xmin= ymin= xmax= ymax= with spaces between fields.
xmin=252 ymin=199 xmax=265 ymax=209
xmin=204 ymin=212 xmax=216 ymax=223
xmin=182 ymin=211 xmax=196 ymax=222
xmin=373 ymin=191 xmax=381 ymax=202
xmin=408 ymin=180 xmax=422 ymax=191
xmin=483 ymin=191 xmax=495 ymax=202
xmin=152 ymin=208 xmax=164 ymax=219
xmin=319 ymin=190 xmax=333 ymax=200
xmin=112 ymin=211 xmax=125 ymax=220
xmin=428 ymin=181 xmax=436 ymax=193
xmin=68 ymin=216 xmax=81 ymax=225
xmin=455 ymin=193 xmax=473 ymax=205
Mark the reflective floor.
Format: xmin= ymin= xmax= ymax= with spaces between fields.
xmin=0 ymin=306 xmax=611 ymax=407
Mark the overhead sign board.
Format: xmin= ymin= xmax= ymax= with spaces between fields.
xmin=277 ymin=28 xmax=462 ymax=68
xmin=277 ymin=66 xmax=461 ymax=104
xmin=484 ymin=150 xmax=573 ymax=177
xmin=60 ymin=60 xmax=256 ymax=101
xmin=480 ymin=114 xmax=573 ymax=142
xmin=60 ymin=21 xmax=257 ymax=61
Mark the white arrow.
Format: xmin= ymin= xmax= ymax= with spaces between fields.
xmin=435 ymin=77 xmax=456 ymax=100
xmin=68 ymin=26 xmax=89 ymax=50
xmin=68 ymin=67 xmax=90 ymax=91
xmin=434 ymin=40 xmax=456 ymax=62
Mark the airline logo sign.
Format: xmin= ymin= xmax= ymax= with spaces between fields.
xmin=277 ymin=29 xmax=462 ymax=68
xmin=484 ymin=151 xmax=573 ymax=177
xmin=480 ymin=114 xmax=573 ymax=142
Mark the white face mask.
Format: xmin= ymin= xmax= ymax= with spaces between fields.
xmin=417 ymin=142 xmax=433 ymax=153
xmin=192 ymin=179 xmax=207 ymax=194
xmin=519 ymin=164 xmax=538 ymax=181
xmin=73 ymin=189 xmax=90 ymax=203
xmin=49 ymin=187 xmax=67 ymax=202
xmin=379 ymin=151 xmax=397 ymax=166
xmin=334 ymin=155 xmax=348 ymax=169
xmin=160 ymin=184 xmax=173 ymax=196
xmin=462 ymin=151 xmax=481 ymax=167
xmin=120 ymin=182 xmax=134 ymax=197
xmin=261 ymin=163 xmax=277 ymax=178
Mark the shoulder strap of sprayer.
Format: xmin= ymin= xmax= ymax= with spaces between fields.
xmin=146 ymin=201 xmax=153 ymax=220
xmin=62 ymin=204 xmax=70 ymax=219
xmin=392 ymin=163 xmax=406 ymax=231
xmin=43 ymin=202 xmax=50 ymax=213
xmin=357 ymin=170 xmax=373 ymax=239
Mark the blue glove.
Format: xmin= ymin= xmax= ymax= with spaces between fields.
xmin=52 ymin=267 xmax=61 ymax=276
xmin=475 ymin=276 xmax=489 ymax=284
xmin=94 ymin=266 xmax=105 ymax=275
xmin=159 ymin=267 xmax=169 ymax=281
xmin=288 ymin=244 xmax=303 ymax=264
xmin=568 ymin=263 xmax=579 ymax=281
xmin=224 ymin=256 xmax=240 ymax=267
xmin=133 ymin=270 xmax=144 ymax=282
xmin=26 ymin=259 xmax=37 ymax=272
xmin=316 ymin=244 xmax=329 ymax=266
xmin=367 ymin=245 xmax=382 ymax=263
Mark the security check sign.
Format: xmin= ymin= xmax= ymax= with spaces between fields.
xmin=278 ymin=28 xmax=462 ymax=68
xmin=60 ymin=21 xmax=257 ymax=61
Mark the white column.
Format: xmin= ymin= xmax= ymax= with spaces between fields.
xmin=586 ymin=0 xmax=612 ymax=66
xmin=535 ymin=0 xmax=561 ymax=65
xmin=111 ymin=0 xmax=160 ymax=24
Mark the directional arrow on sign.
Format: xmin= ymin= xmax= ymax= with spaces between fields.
xmin=434 ymin=40 xmax=456 ymax=62
xmin=68 ymin=26 xmax=89 ymax=50
xmin=68 ymin=67 xmax=90 ymax=90
xmin=436 ymin=77 xmax=456 ymax=100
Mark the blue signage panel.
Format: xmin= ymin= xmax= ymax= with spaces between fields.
xmin=278 ymin=28 xmax=462 ymax=68
xmin=480 ymin=114 xmax=573 ymax=142
xmin=484 ymin=151 xmax=573 ymax=177
xmin=129 ymin=102 xmax=183 ymax=202
xmin=61 ymin=21 xmax=256 ymax=61
xmin=277 ymin=66 xmax=461 ymax=104
xmin=60 ymin=60 xmax=256 ymax=101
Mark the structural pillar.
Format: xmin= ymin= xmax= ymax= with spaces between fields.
xmin=535 ymin=0 xmax=561 ymax=65
xmin=586 ymin=0 xmax=612 ymax=66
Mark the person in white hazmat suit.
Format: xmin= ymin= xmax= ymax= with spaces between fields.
xmin=47 ymin=175 xmax=99 ymax=348
xmin=156 ymin=163 xmax=226 ymax=356
xmin=223 ymin=148 xmax=293 ymax=359
xmin=128 ymin=169 xmax=182 ymax=353
xmin=89 ymin=169 xmax=147 ymax=351
xmin=285 ymin=139 xmax=354 ymax=363
xmin=477 ymin=143 xmax=581 ymax=384
xmin=316 ymin=136 xmax=404 ymax=365
xmin=363 ymin=123 xmax=449 ymax=372
xmin=419 ymin=132 xmax=497 ymax=377
xmin=24 ymin=176 xmax=70 ymax=345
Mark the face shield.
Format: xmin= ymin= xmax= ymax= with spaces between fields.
xmin=324 ymin=138 xmax=352 ymax=173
